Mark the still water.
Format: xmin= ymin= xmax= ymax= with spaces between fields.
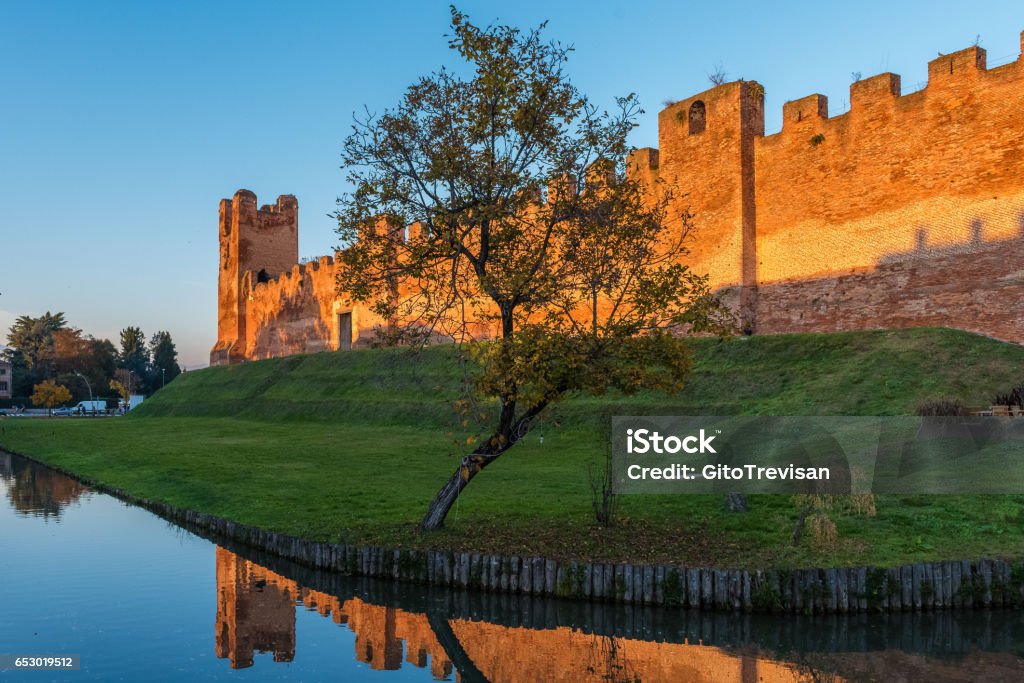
xmin=3 ymin=452 xmax=1024 ymax=682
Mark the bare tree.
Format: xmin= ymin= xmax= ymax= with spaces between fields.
xmin=708 ymin=63 xmax=728 ymax=86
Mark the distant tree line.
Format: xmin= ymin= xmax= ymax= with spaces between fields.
xmin=1 ymin=311 xmax=181 ymax=402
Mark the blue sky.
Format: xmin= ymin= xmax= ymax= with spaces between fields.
xmin=2 ymin=1 xmax=1023 ymax=367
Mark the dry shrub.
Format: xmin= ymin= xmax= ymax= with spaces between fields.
xmin=806 ymin=510 xmax=839 ymax=549
xmin=847 ymin=492 xmax=877 ymax=517
xmin=791 ymin=493 xmax=876 ymax=547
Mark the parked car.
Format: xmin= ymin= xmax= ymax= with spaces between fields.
xmin=52 ymin=407 xmax=73 ymax=416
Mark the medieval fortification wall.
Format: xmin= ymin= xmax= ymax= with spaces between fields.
xmin=212 ymin=34 xmax=1024 ymax=365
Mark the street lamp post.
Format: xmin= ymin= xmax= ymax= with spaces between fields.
xmin=74 ymin=371 xmax=93 ymax=414
xmin=126 ymin=370 xmax=135 ymax=413
xmin=161 ymin=367 xmax=166 ymax=389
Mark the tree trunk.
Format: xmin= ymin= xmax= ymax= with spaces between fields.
xmin=420 ymin=396 xmax=551 ymax=531
xmin=420 ymin=453 xmax=498 ymax=530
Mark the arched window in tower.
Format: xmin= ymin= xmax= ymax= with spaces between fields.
xmin=688 ymin=100 xmax=707 ymax=135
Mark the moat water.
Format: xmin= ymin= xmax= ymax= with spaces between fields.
xmin=3 ymin=452 xmax=1024 ymax=682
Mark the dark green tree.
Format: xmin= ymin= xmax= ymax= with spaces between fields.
xmin=118 ymin=326 xmax=148 ymax=392
xmin=148 ymin=330 xmax=181 ymax=391
xmin=4 ymin=311 xmax=68 ymax=395
xmin=54 ymin=335 xmax=117 ymax=402
xmin=335 ymin=8 xmax=731 ymax=530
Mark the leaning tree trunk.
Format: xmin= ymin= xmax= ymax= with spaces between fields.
xmin=420 ymin=396 xmax=551 ymax=531
xmin=420 ymin=453 xmax=500 ymax=530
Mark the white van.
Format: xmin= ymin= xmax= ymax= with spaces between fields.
xmin=74 ymin=400 xmax=106 ymax=414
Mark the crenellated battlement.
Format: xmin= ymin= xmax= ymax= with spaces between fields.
xmin=781 ymin=94 xmax=828 ymax=131
xmin=628 ymin=32 xmax=1023 ymax=158
xmin=928 ymin=45 xmax=987 ymax=81
xmin=754 ymin=35 xmax=1023 ymax=148
xmin=849 ymin=72 xmax=900 ymax=109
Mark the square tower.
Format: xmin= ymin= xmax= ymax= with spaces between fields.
xmin=211 ymin=190 xmax=298 ymax=366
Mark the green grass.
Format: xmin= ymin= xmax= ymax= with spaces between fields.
xmin=3 ymin=327 xmax=1024 ymax=569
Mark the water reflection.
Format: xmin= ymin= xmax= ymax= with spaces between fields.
xmin=4 ymin=450 xmax=1024 ymax=682
xmin=0 ymin=451 xmax=89 ymax=518
xmin=213 ymin=545 xmax=1024 ymax=682
xmin=216 ymin=547 xmax=453 ymax=676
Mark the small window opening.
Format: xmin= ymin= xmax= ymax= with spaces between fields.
xmin=688 ymin=101 xmax=707 ymax=135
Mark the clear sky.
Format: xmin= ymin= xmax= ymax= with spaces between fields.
xmin=2 ymin=1 xmax=1023 ymax=367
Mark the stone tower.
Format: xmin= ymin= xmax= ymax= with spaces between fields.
xmin=631 ymin=80 xmax=764 ymax=329
xmin=210 ymin=190 xmax=298 ymax=366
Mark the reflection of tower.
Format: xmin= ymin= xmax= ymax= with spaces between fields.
xmin=211 ymin=546 xmax=455 ymax=677
xmin=353 ymin=606 xmax=405 ymax=670
xmin=214 ymin=546 xmax=297 ymax=669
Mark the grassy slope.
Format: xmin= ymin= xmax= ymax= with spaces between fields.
xmin=3 ymin=327 xmax=1024 ymax=569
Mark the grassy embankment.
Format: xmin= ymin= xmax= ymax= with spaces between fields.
xmin=3 ymin=327 xmax=1024 ymax=569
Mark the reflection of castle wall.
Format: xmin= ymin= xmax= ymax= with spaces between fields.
xmin=215 ymin=547 xmax=1024 ymax=681
xmin=213 ymin=546 xmax=828 ymax=681
xmin=448 ymin=621 xmax=811 ymax=683
xmin=824 ymin=648 xmax=1024 ymax=683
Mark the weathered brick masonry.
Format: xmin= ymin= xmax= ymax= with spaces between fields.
xmin=212 ymin=34 xmax=1024 ymax=365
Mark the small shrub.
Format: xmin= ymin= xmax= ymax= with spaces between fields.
xmin=915 ymin=398 xmax=969 ymax=417
xmin=992 ymin=383 xmax=1024 ymax=408
xmin=810 ymin=133 xmax=826 ymax=147
xmin=863 ymin=567 xmax=892 ymax=610
xmin=791 ymin=493 xmax=875 ymax=547
xmin=752 ymin=580 xmax=783 ymax=612
xmin=663 ymin=568 xmax=683 ymax=607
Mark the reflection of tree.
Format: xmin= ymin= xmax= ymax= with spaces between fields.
xmin=593 ymin=636 xmax=639 ymax=683
xmin=425 ymin=612 xmax=489 ymax=683
xmin=0 ymin=453 xmax=88 ymax=519
xmin=792 ymin=655 xmax=842 ymax=683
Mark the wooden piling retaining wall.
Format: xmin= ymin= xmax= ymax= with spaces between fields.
xmin=10 ymin=450 xmax=1024 ymax=615
xmin=150 ymin=503 xmax=1024 ymax=613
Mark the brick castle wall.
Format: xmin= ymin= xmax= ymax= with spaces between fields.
xmin=212 ymin=32 xmax=1024 ymax=365
xmin=752 ymin=42 xmax=1024 ymax=338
